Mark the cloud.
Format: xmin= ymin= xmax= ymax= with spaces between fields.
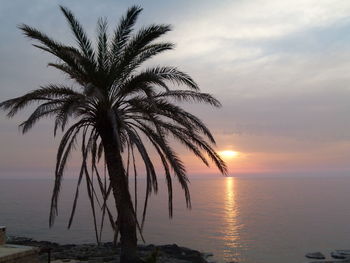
xmin=157 ymin=0 xmax=350 ymax=62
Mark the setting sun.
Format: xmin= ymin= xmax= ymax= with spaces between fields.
xmin=219 ymin=150 xmax=239 ymax=159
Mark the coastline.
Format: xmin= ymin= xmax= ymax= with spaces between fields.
xmin=7 ymin=236 xmax=220 ymax=263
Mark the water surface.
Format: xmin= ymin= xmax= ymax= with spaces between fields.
xmin=1 ymin=176 xmax=350 ymax=262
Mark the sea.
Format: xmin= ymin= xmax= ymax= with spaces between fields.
xmin=1 ymin=176 xmax=350 ymax=263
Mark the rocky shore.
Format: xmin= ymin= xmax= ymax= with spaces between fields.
xmin=7 ymin=236 xmax=222 ymax=263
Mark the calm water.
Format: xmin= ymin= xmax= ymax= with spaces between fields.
xmin=1 ymin=176 xmax=350 ymax=263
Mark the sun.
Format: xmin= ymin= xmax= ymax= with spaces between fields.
xmin=219 ymin=150 xmax=239 ymax=159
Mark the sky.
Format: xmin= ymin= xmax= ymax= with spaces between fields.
xmin=0 ymin=0 xmax=349 ymax=178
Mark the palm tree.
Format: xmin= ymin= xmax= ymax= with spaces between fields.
xmin=0 ymin=5 xmax=227 ymax=263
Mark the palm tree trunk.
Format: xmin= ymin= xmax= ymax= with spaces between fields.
xmin=99 ymin=118 xmax=140 ymax=263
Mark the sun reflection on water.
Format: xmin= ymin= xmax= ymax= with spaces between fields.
xmin=223 ymin=176 xmax=241 ymax=261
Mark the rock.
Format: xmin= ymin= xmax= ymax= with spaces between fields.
xmin=76 ymin=255 xmax=89 ymax=261
xmin=61 ymin=244 xmax=77 ymax=249
xmin=336 ymin=250 xmax=350 ymax=255
xmin=201 ymin=252 xmax=213 ymax=259
xmin=88 ymin=259 xmax=103 ymax=263
xmin=306 ymin=252 xmax=326 ymax=259
xmin=7 ymin=236 xmax=33 ymax=243
xmin=7 ymin=236 xmax=211 ymax=263
xmin=103 ymin=256 xmax=116 ymax=262
xmin=157 ymin=244 xmax=208 ymax=263
xmin=331 ymin=251 xmax=349 ymax=259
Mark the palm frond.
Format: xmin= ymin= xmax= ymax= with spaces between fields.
xmin=19 ymin=101 xmax=62 ymax=133
xmin=97 ymin=17 xmax=109 ymax=72
xmin=114 ymin=43 xmax=175 ymax=81
xmin=144 ymin=66 xmax=198 ymax=90
xmin=109 ymin=24 xmax=171 ymax=84
xmin=50 ymin=121 xmax=86 ymax=226
xmin=110 ymin=6 xmax=142 ymax=61
xmin=59 ymin=6 xmax=95 ymax=62
xmin=126 ymin=127 xmax=158 ymax=194
xmin=154 ymin=90 xmax=221 ymax=107
xmin=48 ymin=63 xmax=87 ymax=85
xmin=0 ymin=85 xmax=82 ymax=117
xmin=19 ymin=25 xmax=92 ymax=79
